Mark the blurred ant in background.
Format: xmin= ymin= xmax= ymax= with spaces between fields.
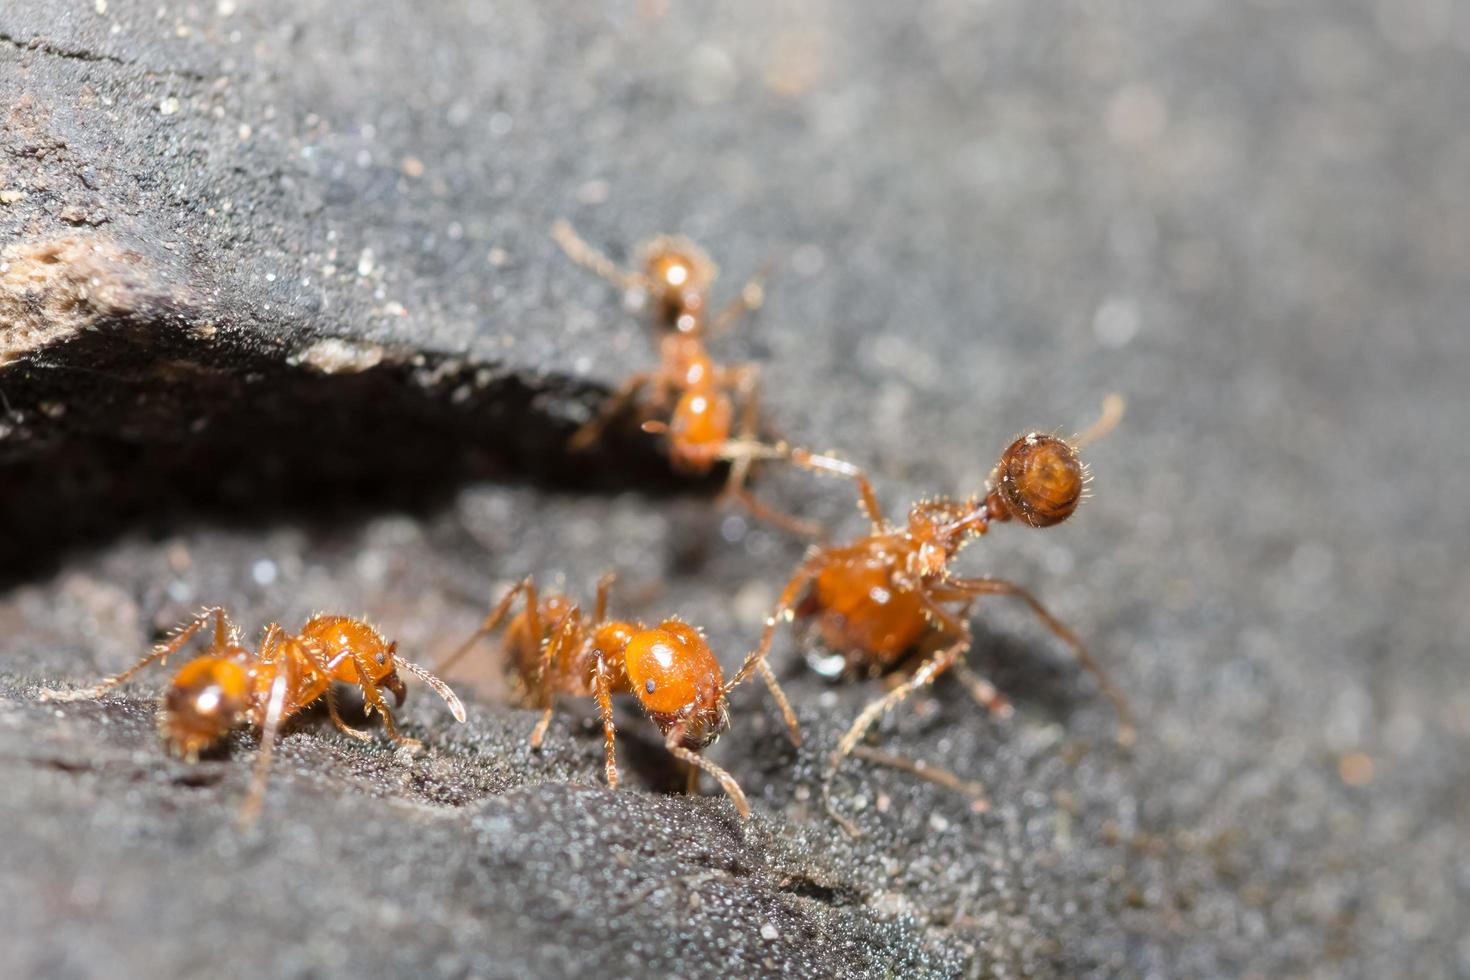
xmin=552 ymin=221 xmax=818 ymax=536
xmin=43 ymin=608 xmax=465 ymax=825
xmin=440 ymin=572 xmax=801 ymax=817
xmin=749 ymin=397 xmax=1133 ymax=833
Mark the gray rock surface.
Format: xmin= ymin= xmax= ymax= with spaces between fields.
xmin=2 ymin=0 xmax=1467 ymax=977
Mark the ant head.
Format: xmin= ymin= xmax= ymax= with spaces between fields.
xmin=299 ymin=616 xmax=396 ymax=685
xmin=623 ymin=620 xmax=728 ymax=747
xmin=991 ymin=432 xmax=1086 ymax=528
xmin=163 ymin=655 xmax=249 ymax=759
xmin=638 ymin=236 xmax=715 ymax=328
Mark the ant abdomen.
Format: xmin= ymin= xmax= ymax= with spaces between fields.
xmin=163 ymin=656 xmax=249 ymax=759
xmin=992 ymin=433 xmax=1086 ymax=528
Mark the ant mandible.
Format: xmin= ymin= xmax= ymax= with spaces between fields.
xmin=42 ymin=607 xmax=466 ymax=824
xmin=551 ymin=221 xmax=813 ymax=534
xmin=439 ymin=572 xmax=802 ymax=817
xmin=747 ymin=397 xmax=1134 ymax=832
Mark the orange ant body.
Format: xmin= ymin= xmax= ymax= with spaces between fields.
xmin=749 ymin=398 xmax=1134 ymax=831
xmin=551 ymin=221 xmax=807 ymax=530
xmin=42 ymin=608 xmax=465 ymax=824
xmin=441 ymin=573 xmax=801 ymax=816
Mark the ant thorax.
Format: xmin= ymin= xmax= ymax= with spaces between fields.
xmin=660 ymin=334 xmax=715 ymax=386
xmin=906 ymin=498 xmax=993 ymax=557
xmin=806 ymin=544 xmax=930 ymax=668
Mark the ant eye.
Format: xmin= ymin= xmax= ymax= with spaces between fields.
xmin=376 ymin=653 xmax=386 ymax=665
xmin=645 ymin=679 xmax=656 ymax=694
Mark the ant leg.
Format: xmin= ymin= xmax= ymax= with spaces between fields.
xmin=724 ymin=554 xmax=833 ymax=745
xmin=944 ymin=576 xmax=1136 ymax=746
xmin=323 ymin=686 xmax=374 ymax=743
xmin=719 ymin=611 xmax=802 ymax=747
xmin=529 ymin=706 xmax=556 ymax=749
xmin=257 ymin=622 xmax=287 ymax=664
xmin=237 ymin=668 xmax=290 ymax=828
xmin=722 ymin=605 xmax=803 ymax=746
xmin=732 ymin=552 xmax=828 ymax=688
xmin=721 ymin=363 xmax=762 ymax=504
xmin=708 ymin=262 xmax=771 ymax=334
xmin=918 ymin=591 xmax=1014 ymax=719
xmin=849 ymin=745 xmax=989 ymax=810
xmin=593 ymin=655 xmax=619 ymax=788
xmin=950 ymin=661 xmax=1014 ymax=718
xmin=823 ymin=632 xmax=970 ymax=834
xmin=788 ymin=448 xmax=886 ymax=531
xmin=41 ymin=606 xmax=232 ymax=701
xmin=291 ymin=635 xmax=371 ymax=743
xmin=725 ymin=484 xmax=828 ymax=539
xmin=215 ymin=608 xmax=245 ymax=647
xmin=550 ymin=219 xmax=644 ymax=291
xmin=530 ymin=608 xmax=581 ymax=748
xmin=756 ymin=659 xmax=802 ymax=748
xmin=347 ymin=649 xmax=422 ymax=751
xmin=663 ymin=723 xmax=750 ymax=818
xmin=716 ymin=365 xmax=827 ymax=540
xmin=685 ymin=760 xmax=700 ymax=796
xmin=594 ymin=572 xmax=615 ymax=623
xmin=294 ymin=636 xmax=375 ymax=744
xmin=568 ymin=372 xmax=653 ymax=453
xmin=439 ymin=577 xmax=538 ymax=673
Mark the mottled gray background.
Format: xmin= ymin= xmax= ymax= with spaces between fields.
xmin=1 ymin=1 xmax=1467 ymax=977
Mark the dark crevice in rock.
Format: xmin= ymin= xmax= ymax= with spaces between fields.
xmin=169 ymin=769 xmax=225 ymax=789
xmin=0 ymin=30 xmax=209 ymax=81
xmin=775 ymin=873 xmax=861 ymax=908
xmin=0 ymin=328 xmax=704 ymax=584
xmin=0 ymin=232 xmax=712 ymax=583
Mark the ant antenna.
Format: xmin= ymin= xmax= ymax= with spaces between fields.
xmin=551 ymin=220 xmax=645 ymax=292
xmin=1074 ymin=393 xmax=1126 ymax=448
xmin=395 ymin=656 xmax=468 ymax=722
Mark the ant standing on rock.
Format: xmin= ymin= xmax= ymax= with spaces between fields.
xmin=748 ymin=397 xmax=1134 ymax=833
xmin=439 ymin=572 xmax=802 ymax=817
xmin=42 ymin=608 xmax=465 ymax=825
xmin=552 ymin=221 xmax=817 ymax=535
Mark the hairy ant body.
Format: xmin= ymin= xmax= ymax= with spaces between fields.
xmin=552 ymin=221 xmax=812 ymax=533
xmin=42 ymin=608 xmax=465 ymax=824
xmin=749 ymin=398 xmax=1133 ymax=832
xmin=441 ymin=573 xmax=801 ymax=816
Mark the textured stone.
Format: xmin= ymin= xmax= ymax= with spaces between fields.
xmin=2 ymin=1 xmax=1467 ymax=978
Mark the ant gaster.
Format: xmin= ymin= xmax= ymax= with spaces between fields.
xmin=440 ymin=573 xmax=801 ymax=816
xmin=552 ymin=221 xmax=815 ymax=535
xmin=42 ymin=608 xmax=465 ymax=824
xmin=749 ymin=397 xmax=1134 ymax=832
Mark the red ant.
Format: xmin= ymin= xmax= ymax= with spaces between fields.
xmin=41 ymin=608 xmax=465 ymax=824
xmin=552 ymin=221 xmax=816 ymax=535
xmin=439 ymin=572 xmax=801 ymax=816
xmin=748 ymin=397 xmax=1134 ymax=833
